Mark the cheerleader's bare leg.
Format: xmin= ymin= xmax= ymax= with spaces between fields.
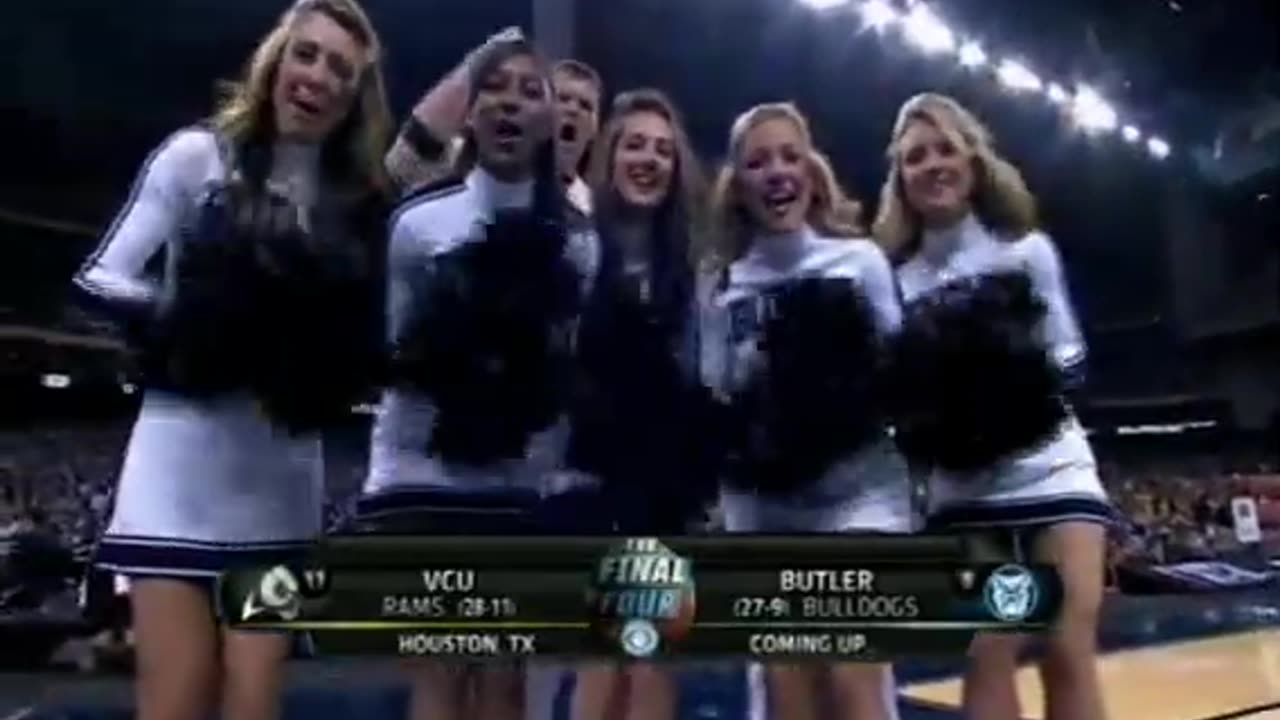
xmin=473 ymin=662 xmax=525 ymax=720
xmin=131 ymin=579 xmax=221 ymax=720
xmin=570 ymin=663 xmax=624 ymax=720
xmin=828 ymin=663 xmax=896 ymax=720
xmin=765 ymin=665 xmax=823 ymax=720
xmin=962 ymin=632 xmax=1027 ymax=720
xmin=1033 ymin=521 xmax=1108 ymax=720
xmin=723 ymin=497 xmax=830 ymax=720
xmin=622 ymin=662 xmax=677 ymax=720
xmin=405 ymin=661 xmax=468 ymax=720
xmin=963 ymin=522 xmax=1108 ymax=720
xmin=220 ymin=628 xmax=293 ymax=720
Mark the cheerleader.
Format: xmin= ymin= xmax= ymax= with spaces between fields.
xmin=702 ymin=103 xmax=909 ymax=720
xmin=874 ymin=93 xmax=1110 ymax=720
xmin=384 ymin=29 xmax=601 ymax=217
xmin=565 ymin=89 xmax=715 ymax=720
xmin=384 ymin=31 xmax=605 ymax=720
xmin=71 ymin=1 xmax=390 ymax=719
xmin=359 ymin=36 xmax=598 ymax=720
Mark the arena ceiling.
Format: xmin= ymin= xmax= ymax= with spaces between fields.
xmin=0 ymin=0 xmax=1275 ymax=341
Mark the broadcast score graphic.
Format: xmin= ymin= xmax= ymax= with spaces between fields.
xmin=219 ymin=535 xmax=1061 ymax=660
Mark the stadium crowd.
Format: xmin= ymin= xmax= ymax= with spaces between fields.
xmin=0 ymin=417 xmax=1276 ymax=676
xmin=3 ymin=421 xmax=1276 ymax=581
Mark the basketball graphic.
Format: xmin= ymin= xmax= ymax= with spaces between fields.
xmin=587 ymin=538 xmax=697 ymax=657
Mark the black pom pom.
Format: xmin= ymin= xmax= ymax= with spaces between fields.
xmin=142 ymin=189 xmax=259 ymax=396
xmin=140 ymin=187 xmax=387 ymax=430
xmin=566 ymin=284 xmax=681 ymax=469
xmin=723 ymin=277 xmax=888 ymax=496
xmin=564 ymin=280 xmax=718 ymax=520
xmin=889 ymin=271 xmax=1069 ymax=472
xmin=395 ymin=211 xmax=582 ymax=464
xmin=248 ymin=195 xmax=389 ymax=432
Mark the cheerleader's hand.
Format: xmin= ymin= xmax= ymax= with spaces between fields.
xmin=407 ymin=28 xmax=525 ymax=134
xmin=466 ymin=27 xmax=525 ymax=67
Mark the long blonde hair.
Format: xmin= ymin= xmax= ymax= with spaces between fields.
xmin=704 ymin=103 xmax=864 ymax=271
xmin=211 ymin=0 xmax=392 ymax=195
xmin=872 ymin=93 xmax=1037 ymax=262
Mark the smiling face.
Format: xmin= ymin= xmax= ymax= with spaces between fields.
xmin=896 ymin=117 xmax=977 ymax=227
xmin=469 ymin=53 xmax=551 ymax=180
xmin=610 ymin=110 xmax=676 ymax=210
xmin=271 ymin=11 xmax=365 ymax=143
xmin=735 ymin=117 xmax=813 ymax=234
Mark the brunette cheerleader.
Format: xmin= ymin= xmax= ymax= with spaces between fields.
xmin=358 ymin=35 xmax=598 ymax=720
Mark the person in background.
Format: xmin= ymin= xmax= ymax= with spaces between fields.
xmin=71 ymin=1 xmax=390 ymax=717
xmin=702 ymin=102 xmax=910 ymax=720
xmin=384 ymin=29 xmax=602 ymax=216
xmin=876 ymin=92 xmax=1111 ymax=720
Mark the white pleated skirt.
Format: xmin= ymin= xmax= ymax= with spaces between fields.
xmin=96 ymin=390 xmax=324 ymax=578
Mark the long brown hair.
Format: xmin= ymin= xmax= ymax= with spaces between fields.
xmin=211 ymin=0 xmax=392 ymax=196
xmin=872 ymin=93 xmax=1038 ymax=262
xmin=704 ymin=102 xmax=864 ymax=271
xmin=585 ymin=89 xmax=706 ymax=338
xmin=588 ymin=88 xmax=707 ymax=253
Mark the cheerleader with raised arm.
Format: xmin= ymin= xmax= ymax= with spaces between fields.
xmin=384 ymin=28 xmax=602 ymax=217
xmin=565 ymin=89 xmax=716 ymax=720
xmin=385 ymin=32 xmax=606 ymax=720
xmin=874 ymin=93 xmax=1110 ymax=720
xmin=358 ymin=36 xmax=598 ymax=720
xmin=71 ymin=2 xmax=390 ymax=719
xmin=702 ymin=103 xmax=910 ymax=720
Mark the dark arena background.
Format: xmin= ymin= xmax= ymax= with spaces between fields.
xmin=2 ymin=0 xmax=1279 ymax=718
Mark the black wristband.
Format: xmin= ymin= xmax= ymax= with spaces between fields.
xmin=400 ymin=117 xmax=448 ymax=161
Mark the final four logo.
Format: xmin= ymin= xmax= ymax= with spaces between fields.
xmin=587 ymin=538 xmax=697 ymax=658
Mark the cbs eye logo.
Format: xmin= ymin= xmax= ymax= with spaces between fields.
xmin=239 ymin=565 xmax=329 ymax=623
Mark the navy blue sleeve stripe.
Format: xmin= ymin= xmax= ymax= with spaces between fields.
xmin=75 ymin=128 xmax=194 ymax=276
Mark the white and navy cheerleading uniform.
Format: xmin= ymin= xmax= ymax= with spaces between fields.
xmin=893 ymin=213 xmax=1111 ymax=530
xmin=75 ymin=127 xmax=381 ymax=578
xmin=701 ymin=226 xmax=913 ymax=533
xmin=359 ymin=167 xmax=599 ymax=530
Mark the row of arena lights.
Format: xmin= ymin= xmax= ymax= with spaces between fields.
xmin=801 ymin=0 xmax=1173 ymax=160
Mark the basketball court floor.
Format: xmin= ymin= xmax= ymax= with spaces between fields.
xmin=901 ymin=629 xmax=1280 ymax=720
xmin=1 ymin=592 xmax=1276 ymax=719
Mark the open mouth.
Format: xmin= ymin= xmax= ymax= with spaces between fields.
xmin=288 ymin=87 xmax=324 ymax=120
xmin=763 ymin=182 xmax=800 ymax=218
xmin=495 ymin=119 xmax=525 ymax=144
xmin=922 ymin=170 xmax=958 ymax=196
xmin=625 ymin=164 xmax=660 ymax=194
xmin=559 ymin=123 xmax=578 ymax=143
